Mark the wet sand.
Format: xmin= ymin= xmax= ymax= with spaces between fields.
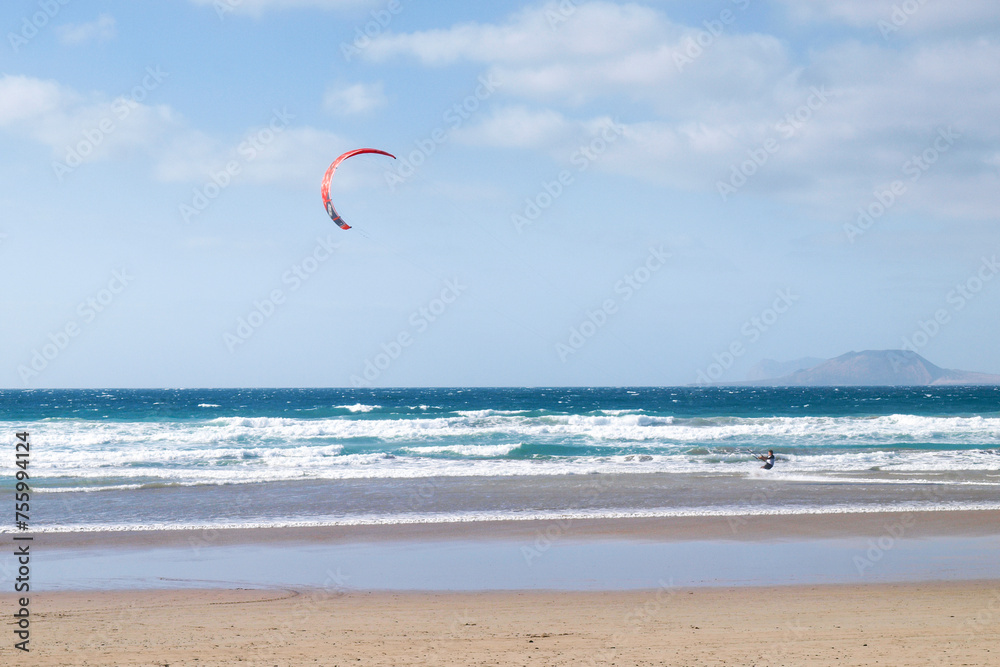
xmin=30 ymin=508 xmax=1000 ymax=549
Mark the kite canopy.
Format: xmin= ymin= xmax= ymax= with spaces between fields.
xmin=320 ymin=148 xmax=396 ymax=229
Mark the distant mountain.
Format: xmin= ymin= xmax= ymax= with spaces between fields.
xmin=745 ymin=357 xmax=826 ymax=381
xmin=741 ymin=350 xmax=1000 ymax=386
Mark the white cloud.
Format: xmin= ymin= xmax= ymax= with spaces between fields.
xmin=324 ymin=82 xmax=387 ymax=116
xmin=364 ymin=2 xmax=1000 ymax=221
xmin=13 ymin=3 xmax=981 ymax=219
xmin=774 ymin=0 xmax=1000 ymax=36
xmin=189 ymin=0 xmax=371 ymax=17
xmin=56 ymin=14 xmax=117 ymax=46
xmin=366 ymin=1 xmax=670 ymax=65
xmin=452 ymin=106 xmax=572 ymax=149
xmin=0 ymin=73 xmax=189 ymax=175
xmin=367 ymin=2 xmax=791 ymax=110
xmin=0 ymin=76 xmax=70 ymax=125
xmin=0 ymin=74 xmax=354 ymax=189
xmin=151 ymin=122 xmax=355 ymax=189
xmin=489 ymin=31 xmax=790 ymax=110
xmin=219 ymin=127 xmax=351 ymax=186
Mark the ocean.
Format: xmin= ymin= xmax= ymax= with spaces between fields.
xmin=3 ymin=386 xmax=999 ymax=532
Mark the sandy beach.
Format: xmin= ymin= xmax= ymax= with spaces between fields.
xmin=3 ymin=581 xmax=998 ymax=666
xmin=3 ymin=510 xmax=999 ymax=665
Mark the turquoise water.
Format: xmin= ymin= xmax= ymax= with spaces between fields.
xmin=2 ymin=387 xmax=999 ymax=530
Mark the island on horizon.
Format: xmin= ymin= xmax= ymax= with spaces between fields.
xmin=722 ymin=350 xmax=1000 ymax=387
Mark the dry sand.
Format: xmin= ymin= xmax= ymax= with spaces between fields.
xmin=3 ymin=581 xmax=999 ymax=666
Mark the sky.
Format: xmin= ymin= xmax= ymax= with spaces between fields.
xmin=1 ymin=0 xmax=998 ymax=388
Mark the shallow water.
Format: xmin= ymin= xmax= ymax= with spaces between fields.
xmin=23 ymin=534 xmax=1000 ymax=591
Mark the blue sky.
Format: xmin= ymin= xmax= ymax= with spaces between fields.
xmin=1 ymin=0 xmax=998 ymax=387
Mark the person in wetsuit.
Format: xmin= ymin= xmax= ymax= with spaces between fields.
xmin=756 ymin=449 xmax=776 ymax=470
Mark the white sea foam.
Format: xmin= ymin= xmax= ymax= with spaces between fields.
xmin=10 ymin=502 xmax=1000 ymax=534
xmin=14 ymin=412 xmax=1000 ymax=489
xmin=25 ymin=413 xmax=1000 ymax=450
xmin=23 ymin=449 xmax=1000 ymax=490
xmin=337 ymin=404 xmax=381 ymax=413
xmin=402 ymin=443 xmax=524 ymax=457
xmin=454 ymin=409 xmax=535 ymax=418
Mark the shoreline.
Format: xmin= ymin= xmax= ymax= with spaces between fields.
xmin=24 ymin=508 xmax=1000 ymax=550
xmin=18 ymin=509 xmax=1000 ymax=594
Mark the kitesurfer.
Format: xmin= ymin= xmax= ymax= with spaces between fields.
xmin=756 ymin=449 xmax=776 ymax=470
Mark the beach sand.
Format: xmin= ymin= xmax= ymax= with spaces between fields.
xmin=5 ymin=511 xmax=999 ymax=665
xmin=3 ymin=581 xmax=998 ymax=666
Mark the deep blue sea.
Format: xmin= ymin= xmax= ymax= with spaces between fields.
xmin=3 ymin=386 xmax=999 ymax=531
